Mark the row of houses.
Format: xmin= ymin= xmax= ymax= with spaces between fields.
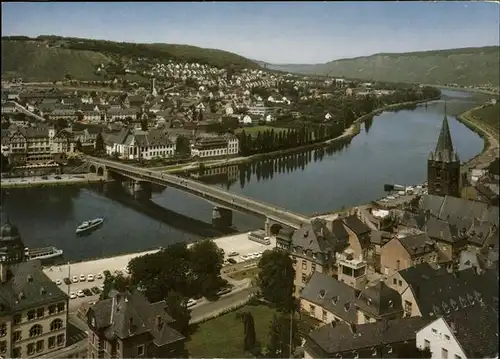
xmin=271 ymin=193 xmax=498 ymax=358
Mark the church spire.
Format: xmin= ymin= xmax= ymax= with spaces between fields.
xmin=434 ymin=101 xmax=454 ymax=155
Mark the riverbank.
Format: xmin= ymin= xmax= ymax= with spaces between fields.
xmin=160 ymin=97 xmax=439 ymax=174
xmin=425 ymin=84 xmax=499 ymax=96
xmin=0 ymin=173 xmax=106 ymax=189
xmin=456 ymin=104 xmax=499 ymax=172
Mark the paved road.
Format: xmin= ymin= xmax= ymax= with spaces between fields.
xmin=88 ymin=156 xmax=309 ymax=228
xmin=190 ymin=286 xmax=259 ymax=324
xmin=1 ymin=173 xmax=102 ymax=188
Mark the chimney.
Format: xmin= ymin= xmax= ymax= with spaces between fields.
xmin=0 ymin=263 xmax=7 ymax=283
xmin=156 ymin=316 xmax=163 ymax=331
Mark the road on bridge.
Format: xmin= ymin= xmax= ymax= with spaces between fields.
xmin=88 ymin=156 xmax=310 ymax=228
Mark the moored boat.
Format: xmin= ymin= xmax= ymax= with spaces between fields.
xmin=25 ymin=246 xmax=63 ymax=261
xmin=76 ymin=217 xmax=105 ymax=235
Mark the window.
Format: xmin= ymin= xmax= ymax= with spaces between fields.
xmin=28 ymin=343 xmax=35 ymax=355
xmin=49 ymin=305 xmax=57 ymax=315
xmin=27 ymin=310 xmax=35 ymax=320
xmin=393 ymin=278 xmax=397 ymax=285
xmin=0 ymin=322 xmax=6 ymax=337
xmin=398 ymin=280 xmax=402 ymax=286
xmin=116 ymin=341 xmax=120 ymax=351
xmin=30 ymin=324 xmax=43 ymax=337
xmin=0 ymin=340 xmax=6 ymax=354
xmin=14 ymin=314 xmax=22 ymax=324
xmin=137 ymin=344 xmax=145 ymax=356
xmin=57 ymin=334 xmax=65 ymax=346
xmin=50 ymin=319 xmax=63 ymax=331
xmin=37 ymin=307 xmax=45 ymax=318
xmin=36 ymin=340 xmax=44 ymax=352
xmin=424 ymin=339 xmax=430 ymax=349
xmin=404 ymin=300 xmax=413 ymax=314
xmin=322 ymin=310 xmax=327 ymax=321
xmin=48 ymin=336 xmax=56 ymax=349
xmin=312 ymin=263 xmax=316 ymax=272
xmin=13 ymin=331 xmax=22 ymax=342
xmin=301 ymin=273 xmax=307 ymax=283
xmin=302 ymin=260 xmax=307 ymax=270
xmin=309 ymin=304 xmax=315 ymax=314
xmin=387 ymin=345 xmax=393 ymax=354
xmin=57 ymin=303 xmax=65 ymax=312
xmin=364 ymin=314 xmax=371 ymax=322
xmin=442 ymin=348 xmax=448 ymax=359
xmin=454 ymin=355 xmax=462 ymax=359
xmin=432 ymin=328 xmax=437 ymax=335
xmin=444 ymin=334 xmax=450 ymax=340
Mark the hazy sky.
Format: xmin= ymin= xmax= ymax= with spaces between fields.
xmin=2 ymin=2 xmax=499 ymax=64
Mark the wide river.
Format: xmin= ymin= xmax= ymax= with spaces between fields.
xmin=1 ymin=90 xmax=487 ymax=262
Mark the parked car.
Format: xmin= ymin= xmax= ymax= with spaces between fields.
xmin=186 ymin=298 xmax=198 ymax=308
xmin=69 ymin=292 xmax=77 ymax=299
xmin=227 ymin=258 xmax=237 ymax=264
xmin=83 ymin=288 xmax=93 ymax=296
xmin=76 ymin=290 xmax=85 ymax=298
xmin=72 ymin=276 xmax=79 ymax=283
xmin=55 ymin=279 xmax=62 ymax=286
xmin=63 ymin=277 xmax=71 ymax=285
xmin=41 ymin=176 xmax=48 ymax=180
xmin=96 ymin=273 xmax=103 ymax=280
xmin=217 ymin=287 xmax=232 ymax=296
xmin=55 ymin=176 xmax=62 ymax=180
xmin=91 ymin=286 xmax=101 ymax=295
xmin=228 ymin=251 xmax=239 ymax=257
xmin=87 ymin=274 xmax=95 ymax=282
xmin=79 ymin=274 xmax=86 ymax=281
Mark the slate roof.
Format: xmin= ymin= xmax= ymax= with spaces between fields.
xmin=420 ymin=195 xmax=499 ymax=226
xmin=406 ymin=267 xmax=498 ymax=318
xmin=306 ymin=316 xmax=430 ymax=356
xmin=354 ymin=281 xmax=402 ymax=318
xmin=342 ymin=215 xmax=371 ymax=236
xmin=397 ymin=233 xmax=436 ymax=257
xmin=88 ymin=290 xmax=184 ymax=347
xmin=0 ymin=261 xmax=68 ymax=315
xmin=300 ymin=272 xmax=357 ymax=323
xmin=290 ymin=219 xmax=346 ymax=259
xmin=443 ymin=304 xmax=499 ymax=358
xmin=429 ymin=115 xmax=459 ymax=163
xmin=398 ymin=263 xmax=448 ymax=285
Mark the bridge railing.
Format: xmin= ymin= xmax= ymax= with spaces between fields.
xmin=88 ymin=157 xmax=310 ymax=223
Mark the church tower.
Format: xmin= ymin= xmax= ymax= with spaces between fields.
xmin=427 ymin=103 xmax=461 ymax=197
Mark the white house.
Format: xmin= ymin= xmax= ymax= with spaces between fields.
xmin=103 ymin=128 xmax=175 ymax=160
xmin=190 ymin=134 xmax=239 ymax=158
xmin=241 ymin=114 xmax=252 ymax=124
xmin=265 ymin=114 xmax=274 ymax=122
xmin=416 ymin=305 xmax=498 ymax=359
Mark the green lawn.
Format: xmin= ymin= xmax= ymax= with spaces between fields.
xmin=187 ymin=304 xmax=277 ymax=358
xmin=235 ymin=126 xmax=287 ymax=137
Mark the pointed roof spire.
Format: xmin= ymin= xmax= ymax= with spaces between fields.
xmin=434 ymin=101 xmax=454 ymax=156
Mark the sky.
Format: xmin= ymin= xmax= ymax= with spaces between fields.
xmin=2 ymin=2 xmax=499 ymax=64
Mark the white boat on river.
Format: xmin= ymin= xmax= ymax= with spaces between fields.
xmin=76 ymin=217 xmax=105 ymax=235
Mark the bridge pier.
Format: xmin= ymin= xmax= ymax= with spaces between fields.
xmin=123 ymin=180 xmax=152 ymax=200
xmin=212 ymin=206 xmax=233 ymax=229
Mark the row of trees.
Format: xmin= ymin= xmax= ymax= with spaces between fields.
xmin=101 ymin=240 xmax=226 ymax=336
xmin=237 ymin=124 xmax=345 ymax=156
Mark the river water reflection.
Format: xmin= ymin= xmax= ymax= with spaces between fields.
xmin=1 ymin=92 xmax=485 ymax=261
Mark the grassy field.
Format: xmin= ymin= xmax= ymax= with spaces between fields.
xmin=227 ymin=266 xmax=261 ymax=281
xmin=267 ymin=46 xmax=500 ymax=87
xmin=235 ymin=126 xmax=288 ymax=136
xmin=187 ymin=304 xmax=277 ymax=358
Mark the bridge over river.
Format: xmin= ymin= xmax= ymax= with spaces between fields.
xmin=86 ymin=156 xmax=310 ymax=234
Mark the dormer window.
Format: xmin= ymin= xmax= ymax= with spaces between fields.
xmin=344 ymin=302 xmax=351 ymax=312
xmin=319 ymin=289 xmax=326 ymax=299
xmin=387 ymin=345 xmax=393 ymax=354
xmin=335 ymin=354 xmax=342 ymax=359
xmin=442 ymin=301 xmax=450 ymax=314
xmin=332 ymin=296 xmax=339 ymax=305
xmin=372 ymin=347 xmax=377 ymax=356
xmin=450 ymin=299 xmax=458 ymax=311
xmin=367 ymin=298 xmax=372 ymax=305
xmin=466 ymin=293 xmax=475 ymax=305
xmin=388 ymin=300 xmax=393 ymax=308
xmin=353 ymin=351 xmax=359 ymax=359
xmin=474 ymin=290 xmax=483 ymax=302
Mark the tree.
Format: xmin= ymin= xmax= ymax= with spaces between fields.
xmin=266 ymin=313 xmax=300 ymax=358
xmin=100 ymin=272 xmax=133 ymax=300
xmin=55 ymin=118 xmax=68 ymax=132
xmin=175 ymin=135 xmax=191 ymax=156
xmin=141 ymin=117 xmax=148 ymax=131
xmin=189 ymin=239 xmax=225 ymax=296
xmin=95 ymin=133 xmax=105 ymax=154
xmin=164 ymin=291 xmax=191 ymax=336
xmin=75 ymin=139 xmax=83 ymax=152
xmin=257 ymin=249 xmax=294 ymax=309
xmin=236 ymin=311 xmax=257 ymax=354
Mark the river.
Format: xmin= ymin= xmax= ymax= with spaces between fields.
xmin=0 ymin=90 xmax=487 ymax=262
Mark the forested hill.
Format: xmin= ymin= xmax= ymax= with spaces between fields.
xmin=264 ymin=46 xmax=500 ymax=87
xmin=1 ymin=36 xmax=260 ymax=81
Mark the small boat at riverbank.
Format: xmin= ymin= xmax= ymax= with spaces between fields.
xmin=76 ymin=217 xmax=105 ymax=235
xmin=25 ymin=246 xmax=63 ymax=261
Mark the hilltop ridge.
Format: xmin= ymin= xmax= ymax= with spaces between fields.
xmin=264 ymin=46 xmax=500 ymax=87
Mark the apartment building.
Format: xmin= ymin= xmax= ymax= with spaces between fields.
xmin=0 ymin=261 xmax=69 ymax=359
xmin=190 ymin=134 xmax=239 ymax=159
